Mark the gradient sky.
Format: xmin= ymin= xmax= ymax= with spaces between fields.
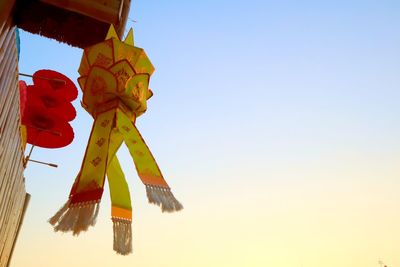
xmin=11 ymin=1 xmax=400 ymax=267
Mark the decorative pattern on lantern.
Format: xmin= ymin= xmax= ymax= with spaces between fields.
xmin=19 ymin=70 xmax=77 ymax=150
xmin=49 ymin=25 xmax=183 ymax=255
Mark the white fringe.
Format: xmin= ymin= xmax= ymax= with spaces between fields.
xmin=48 ymin=200 xmax=100 ymax=235
xmin=145 ymin=185 xmax=183 ymax=213
xmin=91 ymin=201 xmax=100 ymax=226
xmin=48 ymin=200 xmax=69 ymax=226
xmin=112 ymin=218 xmax=132 ymax=255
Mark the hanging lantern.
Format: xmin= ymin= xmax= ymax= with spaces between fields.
xmin=19 ymin=70 xmax=77 ymax=149
xmin=31 ymin=70 xmax=77 ymax=121
xmin=49 ymin=25 xmax=183 ymax=255
xmin=22 ymin=105 xmax=74 ymax=149
xmin=33 ymin=69 xmax=78 ymax=102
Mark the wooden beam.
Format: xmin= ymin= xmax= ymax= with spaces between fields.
xmin=6 ymin=194 xmax=30 ymax=267
xmin=0 ymin=0 xmax=15 ymax=28
xmin=41 ymin=0 xmax=122 ymax=24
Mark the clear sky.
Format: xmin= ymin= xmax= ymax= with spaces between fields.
xmin=12 ymin=1 xmax=400 ymax=267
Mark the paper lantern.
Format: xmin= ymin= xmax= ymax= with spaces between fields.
xmin=33 ymin=69 xmax=78 ymax=102
xmin=49 ymin=25 xmax=183 ymax=255
xmin=19 ymin=70 xmax=77 ymax=149
xmin=31 ymin=70 xmax=77 ymax=121
xmin=23 ymin=106 xmax=74 ymax=149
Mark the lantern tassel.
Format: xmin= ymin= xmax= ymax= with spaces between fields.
xmin=112 ymin=218 xmax=132 ymax=255
xmin=145 ymin=185 xmax=183 ymax=213
xmin=48 ymin=200 xmax=69 ymax=225
xmin=49 ymin=200 xmax=100 ymax=235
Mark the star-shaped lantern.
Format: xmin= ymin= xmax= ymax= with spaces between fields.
xmin=49 ymin=25 xmax=182 ymax=255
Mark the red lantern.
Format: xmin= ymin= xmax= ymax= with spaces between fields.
xmin=22 ymin=104 xmax=74 ymax=149
xmin=19 ymin=81 xmax=28 ymax=119
xmin=19 ymin=70 xmax=77 ymax=149
xmin=26 ymin=84 xmax=76 ymax=122
xmin=33 ymin=69 xmax=78 ymax=102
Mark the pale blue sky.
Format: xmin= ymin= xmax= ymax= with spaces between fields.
xmin=13 ymin=1 xmax=400 ymax=267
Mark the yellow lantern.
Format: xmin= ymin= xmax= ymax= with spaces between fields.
xmin=49 ymin=25 xmax=182 ymax=255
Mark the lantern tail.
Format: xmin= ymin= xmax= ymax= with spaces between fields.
xmin=115 ymin=110 xmax=183 ymax=213
xmin=49 ymin=108 xmax=115 ymax=234
xmin=49 ymin=200 xmax=100 ymax=235
xmin=145 ymin=185 xmax=183 ymax=213
xmin=112 ymin=218 xmax=132 ymax=255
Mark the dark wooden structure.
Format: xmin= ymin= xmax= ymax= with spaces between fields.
xmin=14 ymin=0 xmax=131 ymax=48
xmin=0 ymin=2 xmax=29 ymax=266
